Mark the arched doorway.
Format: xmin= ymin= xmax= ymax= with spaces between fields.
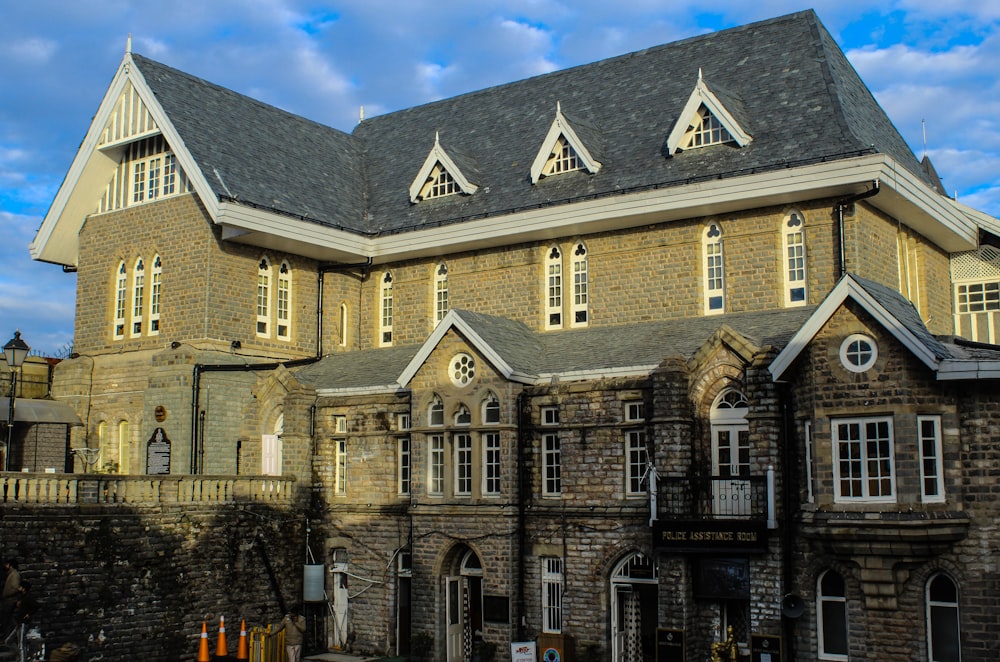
xmin=444 ymin=546 xmax=483 ymax=662
xmin=710 ymin=389 xmax=749 ymax=516
xmin=610 ymin=551 xmax=658 ymax=662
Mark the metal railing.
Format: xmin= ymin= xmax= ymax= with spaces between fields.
xmin=656 ymin=470 xmax=774 ymax=524
xmin=249 ymin=625 xmax=285 ymax=662
xmin=0 ymin=473 xmax=296 ymax=506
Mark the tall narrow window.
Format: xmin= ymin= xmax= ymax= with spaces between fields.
xmin=541 ymin=557 xmax=564 ymax=633
xmin=804 ymin=420 xmax=815 ymax=503
xmin=483 ymin=432 xmax=501 ymax=496
xmin=338 ymin=303 xmax=348 ymax=347
xmin=703 ymin=223 xmax=725 ymax=314
xmin=926 ymin=574 xmax=961 ymax=662
xmin=834 ymin=417 xmax=895 ymax=502
xmin=97 ymin=421 xmax=109 ymax=471
xmin=335 ymin=438 xmax=347 ymax=495
xmin=454 ymin=433 xmax=473 ymax=496
xmin=132 ymin=160 xmax=146 ymax=203
xmin=783 ymin=211 xmax=807 ymax=306
xmin=918 ymin=415 xmax=945 ymax=503
xmin=434 ymin=263 xmax=449 ymax=325
xmin=114 ymin=262 xmax=127 ymax=339
xmin=571 ymin=243 xmax=589 ymax=327
xmin=149 ymin=255 xmax=161 ymax=335
xmin=277 ymin=261 xmax=291 ymax=340
xmin=428 ymin=435 xmax=445 ymax=496
xmin=398 ymin=436 xmax=411 ymax=495
xmin=429 ymin=396 xmax=444 ymax=427
xmin=545 ymin=247 xmax=563 ymax=329
xmin=118 ymin=420 xmax=130 ymax=474
xmin=541 ymin=406 xmax=561 ymax=497
xmin=626 ymin=430 xmax=648 ymax=496
xmin=483 ymin=393 xmax=500 ymax=424
xmin=380 ymin=271 xmax=394 ymax=346
xmin=147 ymin=156 xmax=161 ymax=200
xmin=818 ymin=570 xmax=849 ymax=660
xmin=131 ymin=257 xmax=145 ymax=337
xmin=257 ymin=258 xmax=272 ymax=337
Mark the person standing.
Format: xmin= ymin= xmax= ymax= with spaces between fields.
xmin=273 ymin=605 xmax=306 ymax=662
xmin=1 ymin=560 xmax=20 ymax=631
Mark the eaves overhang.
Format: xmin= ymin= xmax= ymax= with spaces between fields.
xmin=936 ymin=360 xmax=1000 ymax=380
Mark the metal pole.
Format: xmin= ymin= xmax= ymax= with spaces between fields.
xmin=5 ymin=368 xmax=16 ymax=472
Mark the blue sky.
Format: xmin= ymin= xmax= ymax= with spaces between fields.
xmin=2 ymin=1 xmax=999 ymax=356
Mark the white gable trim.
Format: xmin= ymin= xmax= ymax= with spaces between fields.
xmin=408 ymin=132 xmax=479 ymax=203
xmin=530 ymin=102 xmax=602 ymax=184
xmin=769 ymin=275 xmax=940 ymax=381
xmin=31 ymin=53 xmax=221 ymax=266
xmin=397 ymin=310 xmax=533 ymax=387
xmin=666 ymin=71 xmax=752 ymax=154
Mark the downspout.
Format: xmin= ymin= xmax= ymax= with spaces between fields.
xmin=516 ymin=390 xmax=528 ymax=641
xmin=779 ymin=381 xmax=800 ymax=661
xmin=316 ymin=259 xmax=372 ymax=358
xmin=835 ymin=180 xmax=880 ymax=278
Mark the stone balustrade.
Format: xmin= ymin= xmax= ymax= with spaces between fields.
xmin=0 ymin=472 xmax=296 ymax=505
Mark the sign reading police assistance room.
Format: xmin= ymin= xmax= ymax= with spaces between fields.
xmin=652 ymin=519 xmax=768 ymax=553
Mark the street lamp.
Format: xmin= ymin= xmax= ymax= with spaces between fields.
xmin=3 ymin=331 xmax=30 ymax=472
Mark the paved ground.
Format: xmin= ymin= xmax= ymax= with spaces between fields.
xmin=303 ymin=653 xmax=392 ymax=662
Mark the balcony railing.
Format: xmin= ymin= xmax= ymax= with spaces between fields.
xmin=0 ymin=473 xmax=296 ymax=506
xmin=656 ymin=469 xmax=775 ymax=525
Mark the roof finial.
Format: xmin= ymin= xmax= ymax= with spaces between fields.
xmin=557 ymin=100 xmax=562 ymax=113
xmin=126 ymin=33 xmax=132 ymax=54
xmin=921 ymin=118 xmax=927 ymax=160
xmin=435 ymin=130 xmax=440 ymax=145
xmin=359 ymin=105 xmax=364 ymax=124
xmin=698 ymin=67 xmax=703 ymax=82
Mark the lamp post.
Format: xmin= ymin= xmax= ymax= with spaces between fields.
xmin=3 ymin=331 xmax=30 ymax=472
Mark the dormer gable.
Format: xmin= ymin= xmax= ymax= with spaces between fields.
xmin=408 ymin=132 xmax=479 ymax=203
xmin=530 ymin=102 xmax=602 ymax=184
xmin=666 ymin=70 xmax=752 ymax=154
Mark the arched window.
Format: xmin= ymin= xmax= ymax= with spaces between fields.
xmin=545 ymin=246 xmax=563 ymax=329
xmin=434 ymin=263 xmax=449 ymax=325
xmin=818 ymin=570 xmax=849 ymax=660
xmin=380 ymin=271 xmax=394 ymax=346
xmin=118 ymin=420 xmax=130 ymax=474
xmin=97 ymin=421 xmax=109 ymax=471
xmin=482 ymin=392 xmax=500 ymax=424
xmin=257 ymin=257 xmax=272 ymax=337
xmin=454 ymin=404 xmax=471 ymax=426
xmin=703 ymin=223 xmax=725 ymax=314
xmin=130 ymin=257 xmax=145 ymax=337
xmin=338 ymin=303 xmax=348 ymax=347
xmin=783 ymin=210 xmax=807 ymax=306
xmin=926 ymin=573 xmax=961 ymax=662
xmin=571 ymin=242 xmax=589 ymax=327
xmin=114 ymin=261 xmax=127 ymax=339
xmin=710 ymin=388 xmax=750 ymax=515
xmin=149 ymin=255 xmax=162 ymax=335
xmin=277 ymin=261 xmax=291 ymax=340
xmin=428 ymin=396 xmax=444 ymax=427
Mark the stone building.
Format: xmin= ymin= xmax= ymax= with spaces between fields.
xmin=30 ymin=9 xmax=1000 ymax=662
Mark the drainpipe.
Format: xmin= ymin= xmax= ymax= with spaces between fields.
xmin=835 ymin=180 xmax=880 ymax=278
xmin=516 ymin=390 xmax=528 ymax=641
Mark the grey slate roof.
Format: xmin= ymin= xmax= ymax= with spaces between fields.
xmin=132 ymin=10 xmax=930 ymax=237
xmin=850 ymin=274 xmax=952 ymax=361
xmin=293 ymin=308 xmax=815 ymax=392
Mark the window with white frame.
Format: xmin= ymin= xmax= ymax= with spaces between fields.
xmin=131 ymin=257 xmax=145 ymax=337
xmin=703 ymin=223 xmax=725 ymax=314
xmin=541 ymin=557 xmax=564 ymax=633
xmin=783 ymin=210 xmax=807 ymax=306
xmin=420 ymin=164 xmax=459 ymax=200
xmin=428 ymin=434 xmax=445 ymax=496
xmin=335 ymin=438 xmax=347 ymax=495
xmin=398 ymin=436 xmax=411 ymax=495
xmin=126 ymin=137 xmax=186 ymax=205
xmin=834 ymin=417 xmax=895 ymax=502
xmin=338 ymin=303 xmax=348 ymax=347
xmin=114 ymin=261 xmax=127 ymax=339
xmin=397 ymin=413 xmax=411 ymax=432
xmin=434 ymin=263 xmax=449 ymax=325
xmin=926 ymin=573 xmax=961 ymax=662
xmin=333 ymin=415 xmax=347 ymax=434
xmin=571 ymin=243 xmax=589 ymax=327
xmin=149 ymin=255 xmax=161 ymax=335
xmin=625 ymin=401 xmax=645 ymax=422
xmin=483 ymin=432 xmax=501 ymax=496
xmin=684 ymin=105 xmax=733 ymax=149
xmin=454 ymin=432 xmax=473 ymax=496
xmin=545 ymin=247 xmax=563 ymax=329
xmin=541 ymin=406 xmax=561 ymax=497
xmin=918 ymin=415 xmax=945 ymax=503
xmin=626 ymin=430 xmax=648 ymax=496
xmin=277 ymin=261 xmax=291 ymax=340
xmin=429 ymin=396 xmax=444 ymax=427
xmin=840 ymin=334 xmax=877 ymax=372
xmin=804 ymin=420 xmax=815 ymax=503
xmin=380 ymin=271 xmax=394 ymax=346
xmin=483 ymin=393 xmax=500 ymax=424
xmin=543 ymin=136 xmax=582 ymax=176
xmin=257 ymin=258 xmax=271 ymax=337
xmin=818 ymin=570 xmax=849 ymax=660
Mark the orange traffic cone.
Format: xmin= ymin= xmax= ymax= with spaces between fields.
xmin=215 ymin=615 xmax=228 ymax=657
xmin=197 ymin=621 xmax=210 ymax=662
xmin=236 ymin=619 xmax=249 ymax=660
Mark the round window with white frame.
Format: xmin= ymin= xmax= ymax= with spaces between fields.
xmin=840 ymin=334 xmax=878 ymax=372
xmin=449 ymin=353 xmax=476 ymax=387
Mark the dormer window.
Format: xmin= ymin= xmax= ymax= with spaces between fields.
xmin=543 ymin=137 xmax=582 ymax=175
xmin=422 ymin=164 xmax=459 ymax=200
xmin=409 ymin=132 xmax=479 ymax=202
xmin=530 ymin=102 xmax=602 ymax=184
xmin=684 ymin=105 xmax=732 ymax=148
xmin=666 ymin=70 xmax=752 ymax=155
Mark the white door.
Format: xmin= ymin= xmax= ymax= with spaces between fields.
xmin=712 ymin=426 xmax=750 ymax=516
xmin=446 ymin=577 xmax=464 ymax=662
xmin=261 ymin=434 xmax=282 ymax=476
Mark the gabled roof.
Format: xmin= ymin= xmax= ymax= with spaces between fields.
xmin=297 ymin=307 xmax=815 ymax=394
xmin=408 ymin=132 xmax=480 ymax=202
xmin=529 ymin=102 xmax=603 ymax=183
xmin=664 ymin=70 xmax=752 ymax=154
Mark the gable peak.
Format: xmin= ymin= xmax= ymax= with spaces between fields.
xmin=530 ymin=102 xmax=602 ymax=184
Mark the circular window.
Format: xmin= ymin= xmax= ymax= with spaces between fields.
xmin=450 ymin=353 xmax=476 ymax=386
xmin=840 ymin=334 xmax=877 ymax=372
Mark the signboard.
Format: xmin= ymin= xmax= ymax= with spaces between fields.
xmin=145 ymin=427 xmax=171 ymax=475
xmin=510 ymin=641 xmax=536 ymax=662
xmin=750 ymin=634 xmax=782 ymax=662
xmin=656 ymin=628 xmax=684 ymax=662
xmin=652 ymin=519 xmax=767 ymax=553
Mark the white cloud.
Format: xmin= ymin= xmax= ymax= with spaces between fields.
xmin=3 ymin=37 xmax=57 ymax=64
